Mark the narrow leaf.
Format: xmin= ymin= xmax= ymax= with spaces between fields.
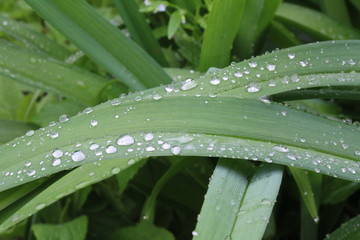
xmin=324 ymin=214 xmax=360 ymax=240
xmin=167 ymin=11 xmax=181 ymax=39
xmin=25 ymin=0 xmax=172 ymax=90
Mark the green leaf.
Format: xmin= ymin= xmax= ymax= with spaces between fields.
xmin=319 ymin=0 xmax=351 ymax=26
xmin=32 ymin=215 xmax=88 ymax=240
xmin=268 ymin=20 xmax=301 ymax=48
xmin=0 ymin=76 xmax=22 ymax=120
xmin=324 ymin=214 xmax=360 ymax=240
xmin=0 ymin=14 xmax=70 ymax=60
xmin=167 ymin=10 xmax=182 ymax=39
xmin=112 ymin=0 xmax=168 ymax=66
xmin=25 ymin=0 xmax=173 ymax=90
xmin=0 ymin=40 xmax=109 ymax=106
xmin=107 ymin=222 xmax=174 ymax=240
xmin=199 ymin=0 xmax=246 ymax=71
xmin=275 ymin=3 xmax=360 ymax=40
xmin=234 ymin=0 xmax=282 ymax=60
xmin=321 ymin=177 xmax=360 ymax=204
xmin=193 ymin=160 xmax=283 ymax=239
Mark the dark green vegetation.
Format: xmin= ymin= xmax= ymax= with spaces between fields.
xmin=0 ymin=0 xmax=360 ymax=239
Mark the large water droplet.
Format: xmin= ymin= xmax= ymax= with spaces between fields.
xmin=246 ymin=83 xmax=260 ymax=93
xmin=266 ymin=63 xmax=276 ymax=71
xmin=273 ymin=145 xmax=289 ymax=153
xmin=116 ymin=135 xmax=135 ymax=146
xmin=181 ymin=79 xmax=198 ymax=90
xmin=71 ymin=151 xmax=86 ymax=162
xmin=90 ymin=120 xmax=98 ymax=127
xmin=144 ymin=133 xmax=154 ymax=141
xmin=52 ymin=159 xmax=61 ymax=166
xmin=210 ymin=78 xmax=220 ymax=85
xmin=89 ymin=143 xmax=99 ymax=150
xmin=248 ymin=61 xmax=258 ymax=68
xmin=27 ymin=169 xmax=36 ymax=177
xmin=59 ymin=114 xmax=69 ymax=123
xmin=146 ymin=146 xmax=156 ymax=152
xmin=26 ymin=130 xmax=35 ymax=137
xmin=171 ymin=146 xmax=181 ymax=155
xmin=288 ymin=53 xmax=295 ymax=59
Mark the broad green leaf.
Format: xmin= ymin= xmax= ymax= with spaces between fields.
xmin=234 ymin=0 xmax=282 ymax=60
xmin=193 ymin=159 xmax=282 ymax=240
xmin=25 ymin=0 xmax=173 ymax=90
xmin=319 ymin=0 xmax=351 ymax=26
xmin=288 ymin=167 xmax=319 ymax=221
xmin=0 ymin=119 xmax=36 ymax=144
xmin=0 ymin=14 xmax=70 ymax=60
xmin=167 ymin=10 xmax=181 ymax=39
xmin=324 ymin=214 xmax=360 ymax=240
xmin=0 ymin=40 xmax=109 ymax=106
xmin=199 ymin=0 xmax=246 ymax=71
xmin=112 ymin=0 xmax=168 ymax=66
xmin=107 ymin=222 xmax=174 ymax=240
xmin=32 ymin=215 xmax=88 ymax=240
xmin=275 ymin=3 xmax=360 ymax=40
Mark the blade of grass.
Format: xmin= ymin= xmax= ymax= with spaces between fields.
xmin=234 ymin=0 xmax=282 ymax=60
xmin=0 ymin=40 xmax=110 ymax=106
xmin=275 ymin=3 xmax=360 ymax=40
xmin=0 ymin=119 xmax=36 ymax=144
xmin=268 ymin=20 xmax=301 ymax=48
xmin=0 ymin=14 xmax=70 ymax=60
xmin=25 ymin=0 xmax=172 ymax=90
xmin=198 ymin=0 xmax=246 ymax=71
xmin=324 ymin=214 xmax=360 ymax=240
xmin=193 ymin=159 xmax=283 ymax=239
xmin=349 ymin=0 xmax=360 ymax=12
xmin=112 ymin=0 xmax=168 ymax=66
xmin=319 ymin=0 xmax=351 ymax=26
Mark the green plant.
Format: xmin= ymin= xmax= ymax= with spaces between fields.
xmin=0 ymin=0 xmax=359 ymax=239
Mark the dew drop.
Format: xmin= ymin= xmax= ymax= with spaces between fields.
xmin=27 ymin=169 xmax=36 ymax=177
xmin=273 ymin=145 xmax=289 ymax=153
xmin=288 ymin=53 xmax=296 ymax=59
xmin=83 ymin=107 xmax=93 ymax=114
xmin=26 ymin=130 xmax=35 ymax=137
xmin=266 ymin=63 xmax=276 ymax=71
xmin=89 ymin=143 xmax=99 ymax=150
xmin=152 ymin=94 xmax=162 ymax=100
xmin=116 ymin=135 xmax=135 ymax=146
xmin=90 ymin=120 xmax=98 ymax=127
xmin=52 ymin=159 xmax=61 ymax=166
xmin=248 ymin=61 xmax=258 ymax=68
xmin=71 ymin=151 xmax=86 ymax=162
xmin=181 ymin=79 xmax=198 ymax=90
xmin=49 ymin=131 xmax=59 ymax=139
xmin=210 ymin=78 xmax=221 ymax=85
xmin=192 ymin=231 xmax=198 ymax=237
xmin=171 ymin=146 xmax=181 ymax=155
xmin=52 ymin=149 xmax=63 ymax=158
xmin=234 ymin=71 xmax=243 ymax=78
xmin=246 ymin=83 xmax=260 ymax=93
xmin=146 ymin=146 xmax=156 ymax=152
xmin=162 ymin=143 xmax=171 ymax=150
xmin=144 ymin=133 xmax=154 ymax=141
xmin=111 ymin=167 xmax=120 ymax=174
xmin=35 ymin=203 xmax=46 ymax=211
xmin=260 ymin=198 xmax=271 ymax=205
xmin=127 ymin=159 xmax=136 ymax=165
xmin=165 ymin=85 xmax=174 ymax=93
xmin=105 ymin=145 xmax=117 ymax=154
xmin=24 ymin=161 xmax=32 ymax=167
xmin=299 ymin=60 xmax=308 ymax=67
xmin=59 ymin=114 xmax=69 ymax=123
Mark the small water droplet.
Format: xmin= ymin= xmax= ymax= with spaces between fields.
xmin=105 ymin=145 xmax=117 ymax=154
xmin=192 ymin=231 xmax=198 ymax=237
xmin=52 ymin=159 xmax=61 ymax=166
xmin=146 ymin=146 xmax=156 ymax=152
xmin=111 ymin=167 xmax=120 ymax=174
xmin=234 ymin=71 xmax=243 ymax=78
xmin=246 ymin=83 xmax=260 ymax=93
xmin=273 ymin=145 xmax=289 ymax=153
xmin=27 ymin=169 xmax=36 ymax=177
xmin=165 ymin=85 xmax=174 ymax=92
xmin=116 ymin=135 xmax=135 ymax=146
xmin=35 ymin=203 xmax=46 ymax=211
xmin=127 ymin=159 xmax=136 ymax=165
xmin=171 ymin=146 xmax=181 ymax=155
xmin=266 ymin=63 xmax=276 ymax=71
xmin=71 ymin=151 xmax=86 ymax=162
xmin=49 ymin=131 xmax=59 ymax=139
xmin=152 ymin=94 xmax=162 ymax=100
xmin=24 ymin=161 xmax=32 ymax=167
xmin=52 ymin=149 xmax=63 ymax=158
xmin=26 ymin=130 xmax=35 ymax=137
xmin=210 ymin=78 xmax=221 ymax=85
xmin=299 ymin=60 xmax=308 ymax=67
xmin=83 ymin=107 xmax=93 ymax=114
xmin=144 ymin=133 xmax=154 ymax=141
xmin=89 ymin=143 xmax=99 ymax=150
xmin=59 ymin=114 xmax=69 ymax=123
xmin=260 ymin=198 xmax=271 ymax=205
xmin=248 ymin=61 xmax=258 ymax=68
xmin=90 ymin=120 xmax=98 ymax=127
xmin=288 ymin=53 xmax=295 ymax=59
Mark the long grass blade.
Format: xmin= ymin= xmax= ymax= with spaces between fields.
xmin=198 ymin=0 xmax=246 ymax=71
xmin=112 ymin=0 xmax=168 ymax=66
xmin=275 ymin=3 xmax=360 ymax=40
xmin=25 ymin=0 xmax=172 ymax=90
xmin=319 ymin=0 xmax=351 ymax=26
xmin=324 ymin=214 xmax=360 ymax=240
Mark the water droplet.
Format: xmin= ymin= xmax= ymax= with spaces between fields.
xmin=355 ymin=150 xmax=360 ymax=156
xmin=49 ymin=131 xmax=59 ymax=139
xmin=116 ymin=135 xmax=135 ymax=146
xmin=111 ymin=167 xmax=120 ymax=174
xmin=146 ymin=146 xmax=156 ymax=152
xmin=24 ymin=161 xmax=32 ymax=167
xmin=192 ymin=231 xmax=198 ymax=237
xmin=299 ymin=60 xmax=308 ymax=67
xmin=246 ymin=83 xmax=260 ymax=93
xmin=248 ymin=61 xmax=258 ymax=68
xmin=171 ymin=146 xmax=181 ymax=155
xmin=210 ymin=78 xmax=221 ymax=85
xmin=162 ymin=143 xmax=171 ymax=149
xmin=273 ymin=145 xmax=289 ymax=153
xmin=127 ymin=159 xmax=136 ymax=165
xmin=89 ymin=143 xmax=99 ymax=150
xmin=314 ymin=217 xmax=319 ymax=223
xmin=52 ymin=159 xmax=61 ymax=166
xmin=27 ymin=169 xmax=36 ymax=177
xmin=287 ymin=53 xmax=295 ymax=59
xmin=266 ymin=63 xmax=276 ymax=71
xmin=144 ymin=133 xmax=154 ymax=141
xmin=165 ymin=85 xmax=174 ymax=92
xmin=260 ymin=198 xmax=271 ymax=205
xmin=52 ymin=149 xmax=63 ymax=158
xmin=35 ymin=203 xmax=46 ymax=211
xmin=59 ymin=114 xmax=69 ymax=123
xmin=83 ymin=107 xmax=93 ymax=114
xmin=26 ymin=130 xmax=35 ymax=137
xmin=105 ymin=145 xmax=117 ymax=154
xmin=90 ymin=120 xmax=98 ymax=127
xmin=259 ymin=96 xmax=271 ymax=104
xmin=152 ymin=94 xmax=162 ymax=100
xmin=71 ymin=151 xmax=86 ymax=162
xmin=234 ymin=71 xmax=243 ymax=78
xmin=181 ymin=79 xmax=198 ymax=90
